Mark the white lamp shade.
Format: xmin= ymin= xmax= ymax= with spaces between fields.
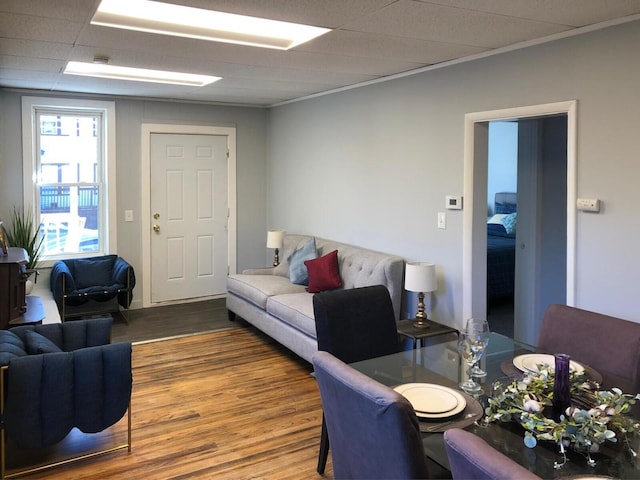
xmin=266 ymin=230 xmax=285 ymax=248
xmin=404 ymin=262 xmax=437 ymax=293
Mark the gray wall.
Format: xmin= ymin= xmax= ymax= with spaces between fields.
xmin=0 ymin=92 xmax=269 ymax=308
xmin=267 ymin=20 xmax=640 ymax=327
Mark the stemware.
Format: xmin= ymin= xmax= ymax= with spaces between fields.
xmin=465 ymin=318 xmax=490 ymax=377
xmin=457 ymin=330 xmax=484 ymax=394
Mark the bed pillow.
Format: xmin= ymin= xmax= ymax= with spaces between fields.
xmin=24 ymin=330 xmax=62 ymax=354
xmin=487 ymin=214 xmax=508 ymax=225
xmin=503 ymin=212 xmax=517 ymax=235
xmin=287 ymin=237 xmax=317 ymax=285
xmin=305 ymin=250 xmax=342 ymax=293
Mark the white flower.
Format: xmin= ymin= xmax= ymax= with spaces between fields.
xmin=523 ymin=399 xmax=542 ymax=413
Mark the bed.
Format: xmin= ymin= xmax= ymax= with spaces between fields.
xmin=487 ymin=192 xmax=516 ymax=307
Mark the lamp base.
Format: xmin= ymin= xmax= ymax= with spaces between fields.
xmin=413 ymin=317 xmax=430 ymax=329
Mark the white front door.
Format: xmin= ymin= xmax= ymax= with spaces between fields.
xmin=150 ymin=133 xmax=228 ymax=303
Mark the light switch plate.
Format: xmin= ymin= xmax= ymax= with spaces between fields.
xmin=437 ymin=212 xmax=446 ymax=229
xmin=125 ymin=210 xmax=134 ymax=222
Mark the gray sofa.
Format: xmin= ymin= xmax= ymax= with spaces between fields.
xmin=226 ymin=234 xmax=404 ymax=362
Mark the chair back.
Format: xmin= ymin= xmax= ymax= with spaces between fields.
xmin=313 ymin=285 xmax=399 ymax=364
xmin=444 ymin=428 xmax=539 ymax=480
xmin=537 ymin=304 xmax=640 ymax=393
xmin=312 ymin=351 xmax=430 ymax=479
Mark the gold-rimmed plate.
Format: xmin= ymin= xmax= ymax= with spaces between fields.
xmin=394 ymin=383 xmax=467 ymax=419
xmin=513 ymin=354 xmax=585 ymax=374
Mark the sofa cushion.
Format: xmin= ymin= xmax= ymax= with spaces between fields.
xmin=24 ymin=330 xmax=63 ymax=354
xmin=0 ymin=330 xmax=27 ymax=366
xmin=273 ymin=234 xmax=315 ymax=278
xmin=288 ymin=237 xmax=317 ymax=285
xmin=227 ymin=274 xmax=307 ymax=310
xmin=266 ymin=293 xmax=316 ymax=338
xmin=73 ymin=256 xmax=116 ymax=289
xmin=306 ymin=250 xmax=342 ymax=293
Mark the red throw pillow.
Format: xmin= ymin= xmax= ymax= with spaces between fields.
xmin=304 ymin=250 xmax=342 ymax=293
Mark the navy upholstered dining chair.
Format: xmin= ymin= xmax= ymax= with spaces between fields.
xmin=313 ymin=285 xmax=400 ymax=473
xmin=537 ymin=304 xmax=640 ymax=394
xmin=444 ymin=429 xmax=540 ymax=480
xmin=312 ymin=351 xmax=431 ymax=479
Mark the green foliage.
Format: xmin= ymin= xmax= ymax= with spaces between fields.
xmin=4 ymin=206 xmax=44 ymax=270
xmin=483 ymin=365 xmax=640 ymax=453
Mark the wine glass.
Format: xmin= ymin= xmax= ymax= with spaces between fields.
xmin=458 ymin=331 xmax=484 ymax=394
xmin=465 ymin=318 xmax=490 ymax=377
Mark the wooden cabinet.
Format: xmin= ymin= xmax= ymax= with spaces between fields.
xmin=0 ymin=247 xmax=44 ymax=328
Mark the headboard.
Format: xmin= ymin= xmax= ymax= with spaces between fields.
xmin=495 ymin=192 xmax=517 ymax=214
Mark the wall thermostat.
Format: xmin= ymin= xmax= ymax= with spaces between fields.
xmin=446 ymin=195 xmax=462 ymax=210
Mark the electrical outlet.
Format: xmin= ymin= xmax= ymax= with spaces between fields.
xmin=437 ymin=212 xmax=446 ymax=229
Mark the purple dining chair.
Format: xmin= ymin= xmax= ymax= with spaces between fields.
xmin=313 ymin=285 xmax=401 ymax=474
xmin=312 ymin=351 xmax=432 ymax=480
xmin=444 ymin=429 xmax=540 ymax=480
xmin=537 ymin=304 xmax=640 ymax=394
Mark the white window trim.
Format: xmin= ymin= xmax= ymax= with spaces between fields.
xmin=22 ymin=96 xmax=117 ymax=266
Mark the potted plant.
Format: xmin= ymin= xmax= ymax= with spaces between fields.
xmin=4 ymin=206 xmax=45 ymax=291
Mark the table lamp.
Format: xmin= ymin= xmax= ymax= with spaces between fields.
xmin=404 ymin=262 xmax=437 ymax=328
xmin=266 ymin=230 xmax=285 ymax=266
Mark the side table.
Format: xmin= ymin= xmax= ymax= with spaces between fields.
xmin=397 ymin=318 xmax=458 ymax=349
xmin=397 ymin=319 xmax=458 ymax=379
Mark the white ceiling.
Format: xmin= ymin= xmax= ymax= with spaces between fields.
xmin=2 ymin=0 xmax=640 ymax=107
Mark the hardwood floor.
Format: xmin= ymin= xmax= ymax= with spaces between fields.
xmin=9 ymin=327 xmax=334 ymax=479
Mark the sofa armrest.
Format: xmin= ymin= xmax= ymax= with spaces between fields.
xmin=50 ymin=260 xmax=76 ymax=303
xmin=113 ymin=257 xmax=136 ymax=287
xmin=242 ymin=267 xmax=276 ymax=275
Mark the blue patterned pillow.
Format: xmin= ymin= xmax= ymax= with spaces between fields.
xmin=503 ymin=213 xmax=517 ymax=235
xmin=288 ymin=237 xmax=317 ymax=285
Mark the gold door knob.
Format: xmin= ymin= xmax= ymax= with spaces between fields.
xmin=153 ymin=224 xmax=160 ymax=232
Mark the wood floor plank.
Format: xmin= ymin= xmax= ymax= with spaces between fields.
xmin=9 ymin=327 xmax=334 ymax=479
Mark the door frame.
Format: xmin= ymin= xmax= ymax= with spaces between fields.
xmin=462 ymin=101 xmax=577 ymax=324
xmin=141 ymin=124 xmax=237 ymax=308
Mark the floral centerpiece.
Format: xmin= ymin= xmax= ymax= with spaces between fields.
xmin=483 ymin=364 xmax=640 ymax=467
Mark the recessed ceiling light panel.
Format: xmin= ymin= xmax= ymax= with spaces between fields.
xmin=64 ymin=61 xmax=221 ymax=87
xmin=92 ymin=0 xmax=331 ymax=50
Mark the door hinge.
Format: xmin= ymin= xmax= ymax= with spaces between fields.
xmin=227 ymin=265 xmax=230 ymax=275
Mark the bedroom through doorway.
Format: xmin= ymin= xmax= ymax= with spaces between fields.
xmin=485 ymin=116 xmax=568 ymax=342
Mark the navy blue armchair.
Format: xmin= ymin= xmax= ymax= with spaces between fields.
xmin=0 ymin=317 xmax=132 ymax=478
xmin=50 ymin=254 xmax=135 ymax=322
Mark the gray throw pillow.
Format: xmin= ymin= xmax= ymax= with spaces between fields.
xmin=288 ymin=237 xmax=317 ymax=285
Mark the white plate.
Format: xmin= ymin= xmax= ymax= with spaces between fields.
xmin=394 ymin=383 xmax=467 ymax=419
xmin=513 ymin=354 xmax=585 ymax=374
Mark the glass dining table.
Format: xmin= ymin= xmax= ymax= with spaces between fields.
xmin=349 ymin=332 xmax=640 ymax=479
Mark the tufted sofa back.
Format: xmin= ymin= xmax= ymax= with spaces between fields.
xmin=273 ymin=234 xmax=404 ymax=319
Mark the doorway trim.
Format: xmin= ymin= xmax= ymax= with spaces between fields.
xmin=462 ymin=101 xmax=577 ymax=322
xmin=141 ymin=123 xmax=237 ymax=308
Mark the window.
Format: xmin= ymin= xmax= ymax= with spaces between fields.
xmin=22 ymin=97 xmax=116 ymax=263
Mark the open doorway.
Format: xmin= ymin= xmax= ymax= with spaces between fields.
xmin=486 ymin=117 xmax=568 ymax=340
xmin=462 ymin=101 xmax=577 ymax=346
